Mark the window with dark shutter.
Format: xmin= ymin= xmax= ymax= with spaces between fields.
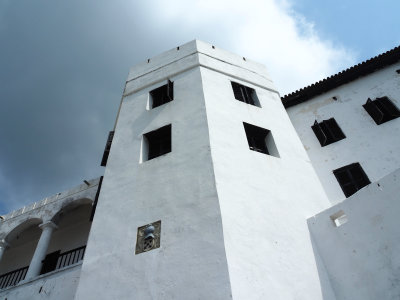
xmin=150 ymin=80 xmax=174 ymax=109
xmin=40 ymin=250 xmax=61 ymax=275
xmin=100 ymin=131 xmax=115 ymax=166
xmin=231 ymin=82 xmax=260 ymax=107
xmin=143 ymin=124 xmax=171 ymax=161
xmin=333 ymin=163 xmax=370 ymax=197
xmin=243 ymin=122 xmax=279 ymax=157
xmin=311 ymin=118 xmax=345 ymax=147
xmin=363 ymin=96 xmax=400 ymax=125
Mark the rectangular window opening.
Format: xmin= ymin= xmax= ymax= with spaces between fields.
xmin=363 ymin=96 xmax=400 ymax=125
xmin=141 ymin=124 xmax=171 ymax=162
xmin=243 ymin=122 xmax=279 ymax=157
xmin=149 ymin=80 xmax=174 ymax=109
xmin=100 ymin=131 xmax=114 ymax=166
xmin=333 ymin=163 xmax=370 ymax=198
xmin=231 ymin=81 xmax=260 ymax=107
xmin=311 ymin=118 xmax=345 ymax=147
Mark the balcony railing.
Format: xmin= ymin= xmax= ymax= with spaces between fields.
xmin=0 ymin=245 xmax=86 ymax=290
xmin=0 ymin=266 xmax=28 ymax=290
xmin=55 ymin=245 xmax=86 ymax=270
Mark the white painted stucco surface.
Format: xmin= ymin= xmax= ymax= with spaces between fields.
xmin=0 ymin=263 xmax=83 ymax=300
xmin=308 ymin=168 xmax=400 ymax=300
xmin=286 ymin=63 xmax=400 ymax=204
xmin=0 ymin=179 xmax=98 ymax=299
xmin=75 ymin=41 xmax=233 ymax=300
xmin=75 ymin=40 xmax=333 ymax=300
xmin=3 ymin=41 xmax=398 ymax=300
xmin=201 ymin=66 xmax=334 ymax=299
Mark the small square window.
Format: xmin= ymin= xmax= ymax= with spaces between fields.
xmin=243 ymin=122 xmax=279 ymax=157
xmin=311 ymin=118 xmax=346 ymax=147
xmin=149 ymin=80 xmax=173 ymax=109
xmin=231 ymin=82 xmax=260 ymax=107
xmin=142 ymin=125 xmax=171 ymax=161
xmin=333 ymin=163 xmax=370 ymax=198
xmin=363 ymin=96 xmax=400 ymax=125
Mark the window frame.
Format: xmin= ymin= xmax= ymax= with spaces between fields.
xmin=143 ymin=124 xmax=172 ymax=161
xmin=149 ymin=80 xmax=174 ymax=109
xmin=363 ymin=96 xmax=400 ymax=125
xmin=333 ymin=163 xmax=371 ymax=197
xmin=231 ymin=81 xmax=260 ymax=107
xmin=243 ymin=122 xmax=279 ymax=157
xmin=311 ymin=118 xmax=346 ymax=147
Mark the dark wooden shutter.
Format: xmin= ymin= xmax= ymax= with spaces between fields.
xmin=363 ymin=98 xmax=384 ymax=124
xmin=100 ymin=131 xmax=114 ymax=166
xmin=379 ymin=97 xmax=400 ymax=118
xmin=231 ymin=82 xmax=243 ymax=101
xmin=334 ymin=167 xmax=356 ymax=197
xmin=167 ymin=80 xmax=174 ymax=101
xmin=40 ymin=250 xmax=60 ymax=275
xmin=334 ymin=163 xmax=370 ymax=198
xmin=326 ymin=118 xmax=345 ymax=140
xmin=311 ymin=121 xmax=328 ymax=146
xmin=90 ymin=176 xmax=104 ymax=222
xmin=243 ymin=86 xmax=255 ymax=105
xmin=349 ymin=163 xmax=370 ymax=189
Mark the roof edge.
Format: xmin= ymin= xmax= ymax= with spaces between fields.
xmin=282 ymin=45 xmax=400 ymax=108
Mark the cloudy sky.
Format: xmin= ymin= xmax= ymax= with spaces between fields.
xmin=0 ymin=0 xmax=399 ymax=214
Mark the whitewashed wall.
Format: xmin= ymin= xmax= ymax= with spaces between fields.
xmin=75 ymin=40 xmax=333 ymax=300
xmin=286 ymin=63 xmax=400 ymax=204
xmin=0 ymin=263 xmax=83 ymax=300
xmin=0 ymin=179 xmax=98 ymax=298
xmin=201 ymin=63 xmax=334 ymax=300
xmin=308 ymin=168 xmax=400 ymax=300
xmin=75 ymin=41 xmax=233 ymax=300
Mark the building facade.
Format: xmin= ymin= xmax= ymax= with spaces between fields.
xmin=0 ymin=41 xmax=399 ymax=300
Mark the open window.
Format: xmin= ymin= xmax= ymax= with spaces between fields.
xmin=311 ymin=118 xmax=345 ymax=147
xmin=142 ymin=124 xmax=171 ymax=161
xmin=363 ymin=96 xmax=400 ymax=125
xmin=333 ymin=163 xmax=370 ymax=197
xmin=243 ymin=122 xmax=279 ymax=157
xmin=100 ymin=131 xmax=114 ymax=166
xmin=149 ymin=80 xmax=173 ymax=109
xmin=231 ymin=82 xmax=260 ymax=107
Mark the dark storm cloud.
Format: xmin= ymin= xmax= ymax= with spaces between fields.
xmin=0 ymin=0 xmax=239 ymax=214
xmin=0 ymin=0 xmax=197 ymax=213
xmin=2 ymin=0 xmax=396 ymax=214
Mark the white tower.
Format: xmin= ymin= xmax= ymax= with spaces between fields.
xmin=74 ymin=40 xmax=332 ymax=300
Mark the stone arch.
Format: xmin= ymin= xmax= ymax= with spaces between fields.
xmin=34 ymin=197 xmax=94 ymax=273
xmin=0 ymin=217 xmax=43 ymax=278
xmin=4 ymin=217 xmax=43 ymax=244
xmin=50 ymin=197 xmax=93 ymax=225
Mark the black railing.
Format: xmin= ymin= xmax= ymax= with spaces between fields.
xmin=0 ymin=266 xmax=28 ymax=289
xmin=0 ymin=245 xmax=86 ymax=290
xmin=55 ymin=245 xmax=86 ymax=270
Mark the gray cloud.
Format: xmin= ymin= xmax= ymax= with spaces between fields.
xmin=0 ymin=0 xmax=383 ymax=214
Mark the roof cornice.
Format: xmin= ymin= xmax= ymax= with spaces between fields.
xmin=282 ymin=45 xmax=400 ymax=108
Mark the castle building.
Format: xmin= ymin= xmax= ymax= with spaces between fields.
xmin=0 ymin=41 xmax=399 ymax=300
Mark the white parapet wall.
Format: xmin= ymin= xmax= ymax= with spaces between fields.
xmin=308 ymin=168 xmax=400 ymax=300
xmin=0 ymin=263 xmax=83 ymax=300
